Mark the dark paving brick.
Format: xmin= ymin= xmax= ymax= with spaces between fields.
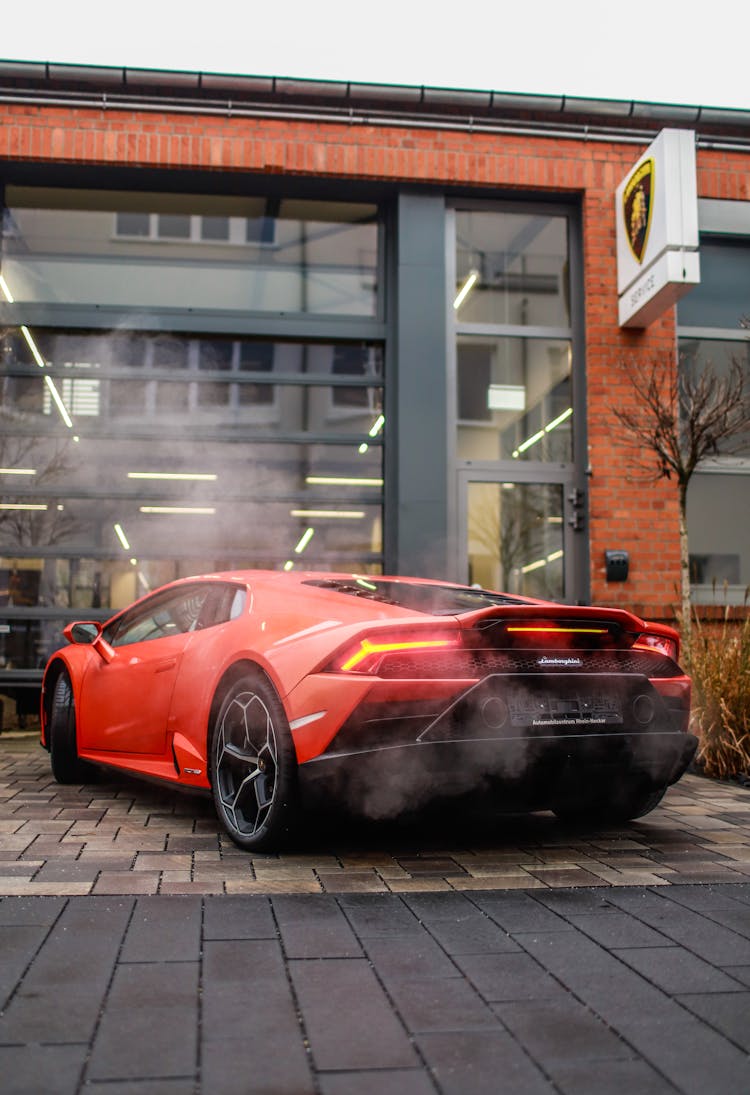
xmin=83 ymin=1083 xmax=196 ymax=1095
xmin=339 ymin=892 xmax=424 ymax=937
xmin=363 ymin=935 xmax=461 ymax=983
xmin=120 ymin=895 xmax=202 ymax=963
xmin=0 ymin=924 xmax=52 ymax=1006
xmin=416 ymin=1029 xmax=554 ymax=1094
xmin=492 ymin=997 xmax=632 ymax=1062
xmin=202 ymin=939 xmax=315 ymax=1095
xmin=550 ymin=1057 xmax=677 ymax=1095
xmin=318 ymin=1070 xmax=437 ymax=1095
xmin=470 ymin=892 xmax=575 ymax=934
xmin=0 ymin=897 xmax=133 ymax=1044
xmin=612 ymin=945 xmax=747 ymax=994
xmin=677 ymin=991 xmax=750 ymax=1052
xmin=290 ymin=957 xmax=418 ymax=1071
xmin=0 ymin=1043 xmax=87 ymax=1095
xmin=87 ymin=961 xmax=199 ymax=1081
xmin=566 ymin=911 xmax=675 ymax=949
xmin=386 ymin=974 xmax=501 ymax=1032
xmin=424 ymin=913 xmax=521 ymax=956
xmin=606 ymin=890 xmax=750 ymax=966
xmin=455 ymin=950 xmax=569 ymax=1002
xmin=273 ymin=893 xmax=363 ymax=958
xmin=202 ymin=893 xmax=276 ymax=939
xmin=401 ymin=892 xmax=480 ymax=922
xmin=0 ymin=895 xmax=65 ymax=925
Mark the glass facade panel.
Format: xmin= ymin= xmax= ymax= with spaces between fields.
xmin=678 ymin=236 xmax=750 ymax=605
xmin=2 ymin=189 xmax=379 ymax=317
xmin=467 ymin=481 xmax=565 ymax=598
xmin=679 ymin=337 xmax=750 ymax=455
xmin=687 ymin=472 xmax=750 ymax=600
xmin=677 ymin=240 xmax=750 ymax=328
xmin=457 ymin=336 xmax=572 ymax=461
xmin=455 ymin=211 xmax=570 ymax=327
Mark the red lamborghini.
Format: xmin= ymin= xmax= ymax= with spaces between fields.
xmin=40 ymin=571 xmax=696 ymax=850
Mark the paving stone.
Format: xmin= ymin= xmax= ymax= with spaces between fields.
xmin=492 ymin=997 xmax=632 ymax=1062
xmin=386 ymin=973 xmax=501 ymax=1032
xmin=364 ymin=935 xmax=461 ymax=983
xmin=424 ymin=913 xmax=521 ymax=956
xmin=87 ymin=961 xmax=199 ymax=1080
xmin=83 ymin=1082 xmax=196 ymax=1094
xmin=416 ymin=1029 xmax=554 ymax=1094
xmin=203 ymin=894 xmax=276 ymax=939
xmin=677 ymin=991 xmax=750 ymax=1051
xmin=550 ymin=1057 xmax=677 ymax=1095
xmin=318 ymin=1069 xmax=436 ymax=1095
xmin=202 ymin=939 xmax=315 ymax=1094
xmin=612 ymin=945 xmax=747 ymax=994
xmin=120 ymin=895 xmax=202 ymax=962
xmin=471 ymin=891 xmax=575 ymax=934
xmin=454 ymin=950 xmax=569 ymax=1002
xmin=273 ymin=894 xmax=363 ymax=958
xmin=566 ymin=910 xmax=675 ymax=948
xmin=0 ymin=1043 xmax=87 ymax=1095
xmin=290 ymin=957 xmax=418 ymax=1071
xmin=606 ymin=891 xmax=750 ymax=965
xmin=0 ymin=897 xmax=133 ymax=1044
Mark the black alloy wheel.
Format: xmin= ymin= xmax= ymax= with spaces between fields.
xmin=210 ymin=671 xmax=299 ymax=851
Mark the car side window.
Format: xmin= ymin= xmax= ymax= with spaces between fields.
xmin=194 ymin=584 xmax=247 ymax=630
xmin=108 ymin=584 xmax=213 ymax=648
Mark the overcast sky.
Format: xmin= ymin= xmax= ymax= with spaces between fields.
xmin=5 ymin=0 xmax=749 ymax=111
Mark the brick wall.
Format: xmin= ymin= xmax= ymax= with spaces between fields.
xmin=1 ymin=99 xmax=743 ymax=619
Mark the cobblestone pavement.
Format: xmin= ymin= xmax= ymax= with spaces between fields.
xmin=1 ymin=735 xmax=749 ymax=896
xmin=1 ymin=736 xmax=749 ymax=1094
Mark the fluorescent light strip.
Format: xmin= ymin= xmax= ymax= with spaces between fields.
xmin=0 ymin=468 xmax=36 ymax=476
xmin=453 ymin=269 xmax=478 ymax=310
xmin=283 ymin=560 xmax=295 ymax=571
xmin=44 ymin=376 xmax=74 ymax=429
xmin=306 ymin=476 xmax=383 ymax=487
xmin=21 ymin=326 xmax=46 ymax=368
xmin=520 ymin=549 xmax=565 ymax=574
xmin=113 ymin=523 xmax=131 ymax=550
xmin=0 ymin=502 xmax=47 ymax=511
xmin=0 ymin=274 xmax=14 ymax=303
xmin=368 ymin=414 xmax=385 ymax=438
xmin=513 ymin=407 xmax=572 ymax=459
xmin=139 ymin=506 xmax=216 ymax=515
xmin=128 ymin=472 xmax=218 ymax=482
xmin=294 ymin=527 xmax=315 ymax=554
xmin=291 ymin=509 xmax=365 ymax=519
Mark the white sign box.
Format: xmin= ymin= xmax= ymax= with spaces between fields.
xmin=615 ymin=129 xmax=700 ymax=327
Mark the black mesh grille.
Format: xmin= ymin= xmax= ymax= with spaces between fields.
xmin=376 ymin=649 xmax=677 ymax=679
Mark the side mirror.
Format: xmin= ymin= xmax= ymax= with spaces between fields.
xmin=62 ymin=621 xmax=115 ymax=663
xmin=64 ymin=621 xmax=100 ymax=644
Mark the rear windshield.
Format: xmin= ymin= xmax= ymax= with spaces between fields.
xmin=302 ymin=578 xmax=529 ymax=615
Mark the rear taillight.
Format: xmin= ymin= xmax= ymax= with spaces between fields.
xmin=633 ymin=633 xmax=679 ymax=661
xmin=329 ymin=630 xmax=461 ymax=674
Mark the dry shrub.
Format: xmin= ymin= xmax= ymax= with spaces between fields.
xmin=687 ymin=604 xmax=750 ymax=780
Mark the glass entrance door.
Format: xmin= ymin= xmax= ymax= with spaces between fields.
xmin=459 ymin=472 xmax=582 ymax=601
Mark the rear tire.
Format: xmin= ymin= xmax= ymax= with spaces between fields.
xmin=553 ymin=783 xmax=667 ymax=825
xmin=48 ymin=670 xmax=96 ymax=784
xmin=209 ymin=670 xmax=299 ymax=852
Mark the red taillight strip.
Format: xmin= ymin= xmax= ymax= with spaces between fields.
xmin=506 ymin=626 xmax=609 ymax=635
xmin=339 ymin=637 xmax=459 ymax=672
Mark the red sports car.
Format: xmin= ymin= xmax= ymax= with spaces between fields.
xmin=40 ymin=571 xmax=696 ymax=850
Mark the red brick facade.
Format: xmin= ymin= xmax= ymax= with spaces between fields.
xmin=1 ymin=90 xmax=746 ymax=620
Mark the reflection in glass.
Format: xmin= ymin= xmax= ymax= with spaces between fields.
xmin=679 ymin=338 xmax=750 ymax=455
xmin=457 ymin=336 xmax=572 ymax=461
xmin=455 ymin=211 xmax=569 ymax=327
xmin=687 ymin=473 xmax=750 ymax=601
xmin=677 ymin=240 xmax=750 ymax=328
xmin=467 ymin=482 xmax=564 ymax=599
xmin=2 ymin=188 xmax=379 ymax=317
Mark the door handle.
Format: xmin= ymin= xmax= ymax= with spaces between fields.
xmin=155 ymin=658 xmax=177 ymax=673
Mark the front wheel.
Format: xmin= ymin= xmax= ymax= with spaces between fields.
xmin=209 ymin=671 xmax=299 ymax=851
xmin=48 ymin=670 xmax=96 ymax=784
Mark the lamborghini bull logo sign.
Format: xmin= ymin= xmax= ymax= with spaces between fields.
xmin=622 ymin=157 xmax=654 ymax=264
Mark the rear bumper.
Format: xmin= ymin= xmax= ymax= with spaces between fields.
xmin=298 ymin=727 xmax=698 ymax=817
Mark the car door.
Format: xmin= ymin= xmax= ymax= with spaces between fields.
xmin=77 ymin=583 xmax=213 ymax=755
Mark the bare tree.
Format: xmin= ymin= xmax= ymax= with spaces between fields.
xmin=610 ymin=349 xmax=749 ymax=647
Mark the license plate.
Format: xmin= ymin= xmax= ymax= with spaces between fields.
xmin=509 ymin=692 xmax=622 ymax=728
